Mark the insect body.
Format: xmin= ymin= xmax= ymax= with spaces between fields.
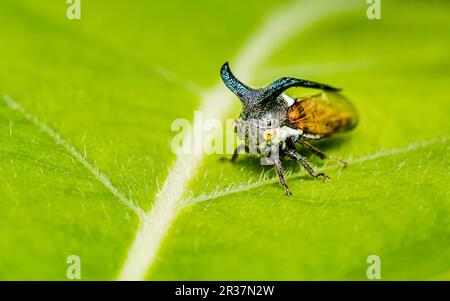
xmin=220 ymin=62 xmax=358 ymax=195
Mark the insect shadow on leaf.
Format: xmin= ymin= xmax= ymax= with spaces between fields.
xmin=220 ymin=62 xmax=358 ymax=196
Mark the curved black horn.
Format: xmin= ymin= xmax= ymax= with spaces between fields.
xmin=220 ymin=62 xmax=257 ymax=105
xmin=261 ymin=77 xmax=341 ymax=104
xmin=220 ymin=63 xmax=342 ymax=107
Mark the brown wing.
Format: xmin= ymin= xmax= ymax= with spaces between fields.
xmin=286 ymin=92 xmax=358 ymax=138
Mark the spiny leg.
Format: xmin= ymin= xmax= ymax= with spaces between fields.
xmin=299 ymin=139 xmax=347 ymax=167
xmin=286 ymin=149 xmax=331 ymax=182
xmin=220 ymin=144 xmax=249 ymax=163
xmin=272 ymin=156 xmax=292 ymax=196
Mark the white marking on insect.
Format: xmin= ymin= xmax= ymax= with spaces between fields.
xmin=303 ymin=133 xmax=322 ymax=139
xmin=282 ymin=93 xmax=296 ymax=106
xmin=271 ymin=126 xmax=303 ymax=144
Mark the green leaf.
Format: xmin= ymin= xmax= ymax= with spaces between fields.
xmin=1 ymin=0 xmax=449 ymax=280
xmin=146 ymin=0 xmax=450 ymax=280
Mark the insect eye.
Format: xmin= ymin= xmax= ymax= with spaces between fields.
xmin=266 ymin=118 xmax=276 ymax=127
xmin=263 ymin=128 xmax=276 ymax=141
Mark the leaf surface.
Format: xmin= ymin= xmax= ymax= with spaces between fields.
xmin=0 ymin=0 xmax=449 ymax=280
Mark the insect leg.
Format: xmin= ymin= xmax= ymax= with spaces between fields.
xmin=272 ymin=156 xmax=292 ymax=196
xmin=299 ymin=139 xmax=347 ymax=167
xmin=221 ymin=144 xmax=249 ymax=163
xmin=286 ymin=149 xmax=331 ymax=182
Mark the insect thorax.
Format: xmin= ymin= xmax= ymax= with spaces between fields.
xmin=235 ymin=96 xmax=301 ymax=153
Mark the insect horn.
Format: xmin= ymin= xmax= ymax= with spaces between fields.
xmin=220 ymin=62 xmax=261 ymax=106
xmin=221 ymin=62 xmax=342 ymax=107
xmin=260 ymin=77 xmax=342 ymax=105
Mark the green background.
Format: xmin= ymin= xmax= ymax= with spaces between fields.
xmin=0 ymin=0 xmax=449 ymax=280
